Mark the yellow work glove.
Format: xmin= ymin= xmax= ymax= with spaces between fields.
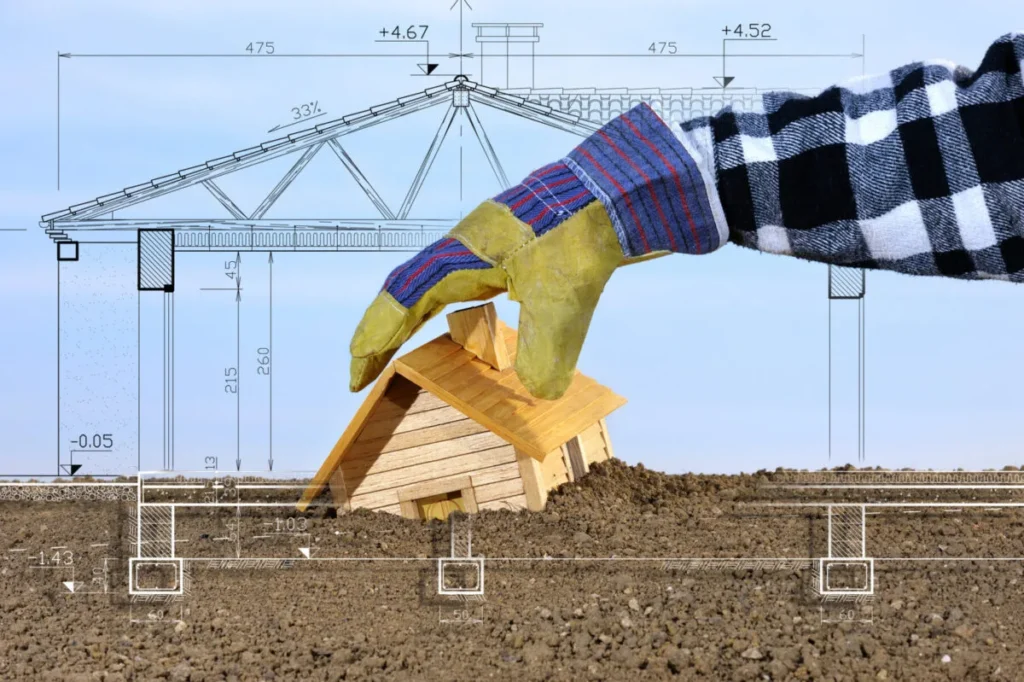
xmin=350 ymin=103 xmax=727 ymax=399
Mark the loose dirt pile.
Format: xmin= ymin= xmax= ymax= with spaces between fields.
xmin=2 ymin=461 xmax=1023 ymax=681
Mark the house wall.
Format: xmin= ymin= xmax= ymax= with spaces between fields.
xmin=514 ymin=419 xmax=618 ymax=512
xmin=332 ymin=377 xmax=527 ymax=517
xmin=579 ymin=419 xmax=615 ymax=464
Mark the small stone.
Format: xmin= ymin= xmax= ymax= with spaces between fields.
xmin=174 ymin=621 xmax=187 ymax=634
xmin=953 ymin=624 xmax=975 ymax=640
xmin=539 ymin=608 xmax=552 ymax=620
xmin=941 ymin=654 xmax=952 ymax=664
xmin=889 ymin=599 xmax=903 ymax=611
xmin=573 ymin=531 xmax=592 ymax=543
xmin=628 ymin=598 xmax=640 ymax=612
xmin=169 ymin=662 xmax=192 ymax=682
xmin=522 ymin=642 xmax=555 ymax=664
xmin=876 ymin=671 xmax=888 ymax=680
xmin=740 ymin=647 xmax=763 ymax=660
xmin=620 ymin=616 xmax=633 ymax=629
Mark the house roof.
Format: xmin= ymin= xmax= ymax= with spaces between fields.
xmin=395 ymin=320 xmax=626 ymax=457
xmin=296 ymin=319 xmax=625 ymax=510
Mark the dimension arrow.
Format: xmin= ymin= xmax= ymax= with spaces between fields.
xmin=235 ymin=253 xmax=242 ymax=472
xmin=716 ymin=39 xmax=735 ymax=88
xmin=63 ymin=581 xmax=76 ymax=593
xmin=268 ymin=252 xmax=274 ymax=472
xmin=417 ymin=63 xmax=439 ymax=75
xmin=299 ymin=547 xmax=311 ymax=559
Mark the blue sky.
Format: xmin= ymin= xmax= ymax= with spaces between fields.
xmin=1 ymin=0 xmax=1022 ymax=477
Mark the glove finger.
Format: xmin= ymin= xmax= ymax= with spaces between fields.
xmin=506 ymin=202 xmax=622 ymax=399
xmin=350 ymin=241 xmax=508 ymax=391
xmin=514 ymin=286 xmax=606 ymax=400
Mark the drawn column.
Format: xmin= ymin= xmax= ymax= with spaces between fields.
xmin=138 ymin=229 xmax=176 ymax=472
xmin=827 ymin=265 xmax=866 ymax=464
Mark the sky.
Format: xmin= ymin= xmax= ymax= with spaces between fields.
xmin=0 ymin=0 xmax=1022 ymax=478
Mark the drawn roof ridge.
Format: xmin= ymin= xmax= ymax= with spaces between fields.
xmin=42 ymin=76 xmax=597 ymax=225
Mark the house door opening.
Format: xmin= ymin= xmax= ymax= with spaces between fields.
xmin=416 ymin=490 xmax=466 ymax=521
xmin=565 ymin=436 xmax=588 ymax=481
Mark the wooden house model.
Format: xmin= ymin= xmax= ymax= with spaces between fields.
xmin=297 ymin=303 xmax=626 ymax=519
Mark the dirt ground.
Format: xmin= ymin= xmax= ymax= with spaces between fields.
xmin=3 ymin=461 xmax=1024 ymax=681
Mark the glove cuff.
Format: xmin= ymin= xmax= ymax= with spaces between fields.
xmin=563 ymin=102 xmax=728 ymax=258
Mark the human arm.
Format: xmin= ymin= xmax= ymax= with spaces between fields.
xmin=349 ymin=34 xmax=1024 ymax=399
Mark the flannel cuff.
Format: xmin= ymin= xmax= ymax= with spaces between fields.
xmin=563 ymin=103 xmax=728 ymax=257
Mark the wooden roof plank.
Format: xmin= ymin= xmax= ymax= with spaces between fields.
xmin=394 ymin=360 xmax=548 ymax=459
xmin=512 ymin=384 xmax=612 ymax=446
xmin=483 ymin=374 xmax=598 ymax=433
xmin=531 ymin=392 xmax=627 ymax=454
xmin=295 ymin=364 xmax=397 ymax=511
xmin=396 ymin=335 xmax=467 ymax=374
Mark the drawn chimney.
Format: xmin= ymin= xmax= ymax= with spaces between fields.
xmin=473 ymin=22 xmax=543 ymax=89
xmin=445 ymin=302 xmax=511 ymax=371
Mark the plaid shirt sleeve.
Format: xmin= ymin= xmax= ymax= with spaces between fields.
xmin=676 ymin=32 xmax=1024 ymax=281
xmin=483 ymin=33 xmax=1023 ymax=286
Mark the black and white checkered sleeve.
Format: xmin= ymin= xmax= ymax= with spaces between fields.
xmin=678 ymin=33 xmax=1024 ymax=281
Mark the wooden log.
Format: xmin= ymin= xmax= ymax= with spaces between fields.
xmin=478 ymin=495 xmax=528 ymax=512
xmin=343 ymin=432 xmax=509 ymax=480
xmin=346 ymin=418 xmax=489 ymax=459
xmin=474 ymin=477 xmax=526 ymax=504
xmin=357 ymin=404 xmax=467 ymax=442
xmin=599 ymin=418 xmax=616 ymax=461
xmin=347 ymin=445 xmax=516 ymax=497
xmin=515 ymin=448 xmax=547 ymax=512
xmin=329 ymin=468 xmax=352 ymax=511
xmin=350 ymin=458 xmax=520 ymax=507
xmin=446 ymin=303 xmax=511 ymax=371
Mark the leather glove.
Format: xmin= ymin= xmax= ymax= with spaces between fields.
xmin=349 ymin=103 xmax=727 ymax=400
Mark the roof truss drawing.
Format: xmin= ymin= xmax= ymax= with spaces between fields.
xmin=40 ymin=77 xmax=605 ymax=253
xmin=40 ymin=76 xmax=775 ymax=253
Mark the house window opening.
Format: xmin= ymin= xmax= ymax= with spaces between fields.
xmin=416 ymin=490 xmax=466 ymax=521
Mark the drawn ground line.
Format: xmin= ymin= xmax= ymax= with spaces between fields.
xmin=175 ymin=557 xmax=1024 ymax=562
xmin=750 ymin=502 xmax=1024 ymax=507
xmin=770 ymin=481 xmax=1024 ymax=485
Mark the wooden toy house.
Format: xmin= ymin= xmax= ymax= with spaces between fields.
xmin=297 ymin=303 xmax=625 ymax=519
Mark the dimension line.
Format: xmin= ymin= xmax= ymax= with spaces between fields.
xmin=60 ymin=52 xmax=863 ymax=59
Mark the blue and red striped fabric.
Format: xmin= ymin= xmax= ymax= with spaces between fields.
xmin=383 ymin=237 xmax=491 ymax=308
xmin=492 ymin=161 xmax=597 ymax=236
xmin=383 ymin=103 xmax=720 ymax=308
xmin=564 ymin=102 xmax=720 ymax=257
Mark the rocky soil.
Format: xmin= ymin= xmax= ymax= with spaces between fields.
xmin=3 ymin=461 xmax=1024 ymax=680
